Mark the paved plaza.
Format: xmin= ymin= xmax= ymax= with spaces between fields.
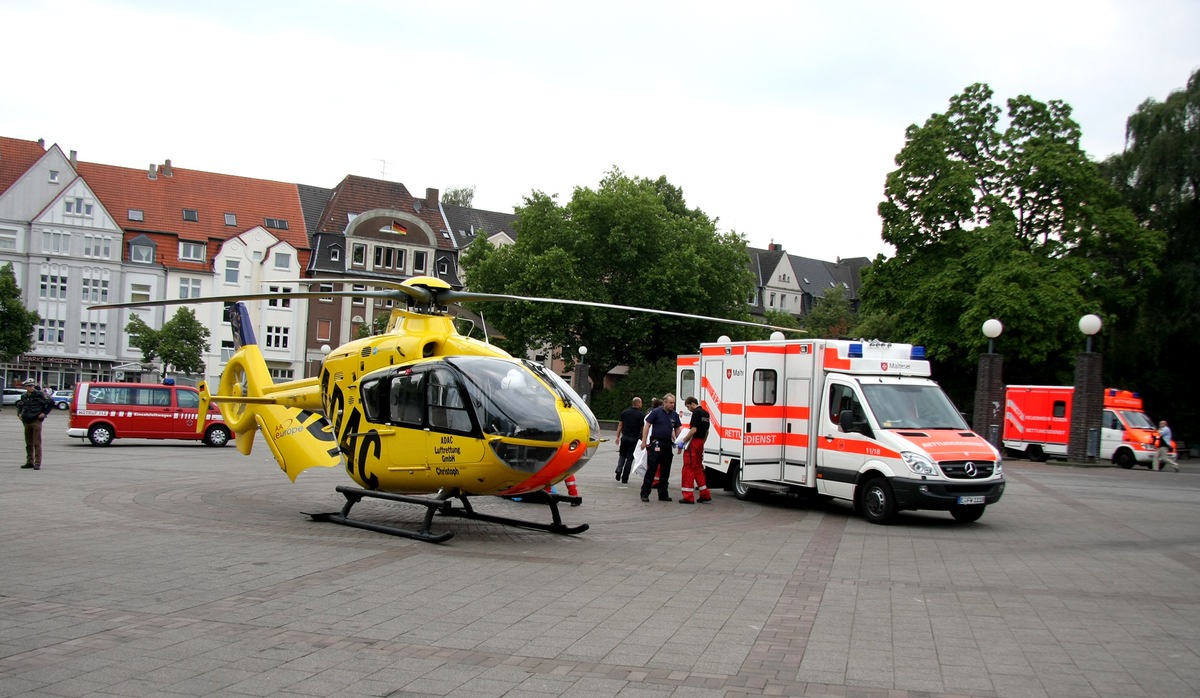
xmin=1 ymin=411 xmax=1198 ymax=697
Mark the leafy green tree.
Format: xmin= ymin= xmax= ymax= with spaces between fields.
xmin=588 ymin=358 xmax=677 ymax=420
xmin=126 ymin=308 xmax=211 ymax=375
xmin=356 ymin=312 xmax=390 ymax=338
xmin=863 ymin=83 xmax=1163 ymax=404
xmin=803 ymin=286 xmax=856 ymax=338
xmin=1102 ymin=68 xmax=1200 ymax=437
xmin=460 ymin=169 xmax=756 ymax=390
xmin=0 ymin=263 xmax=38 ymax=362
xmin=442 ymin=185 xmax=476 ymax=208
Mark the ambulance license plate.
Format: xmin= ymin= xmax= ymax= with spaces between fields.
xmin=957 ymin=495 xmax=985 ymax=505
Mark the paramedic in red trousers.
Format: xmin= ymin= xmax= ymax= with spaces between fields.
xmin=677 ymin=396 xmax=712 ymax=503
xmin=640 ymin=393 xmax=681 ymax=502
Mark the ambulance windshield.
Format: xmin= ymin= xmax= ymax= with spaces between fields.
xmin=862 ymin=383 xmax=968 ymax=430
xmin=1120 ymin=410 xmax=1155 ymax=430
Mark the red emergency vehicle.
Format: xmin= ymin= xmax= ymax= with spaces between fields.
xmin=67 ymin=381 xmax=230 ymax=447
xmin=1002 ymin=386 xmax=1172 ymax=468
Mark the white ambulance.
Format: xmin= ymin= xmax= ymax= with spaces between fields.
xmin=676 ymin=338 xmax=1005 ymax=524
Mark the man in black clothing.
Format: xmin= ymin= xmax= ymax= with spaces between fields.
xmin=639 ymin=393 xmax=681 ymax=502
xmin=615 ymin=397 xmax=644 ymax=483
xmin=16 ymin=379 xmax=53 ymax=470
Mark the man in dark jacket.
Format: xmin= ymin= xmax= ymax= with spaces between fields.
xmin=16 ymin=379 xmax=53 ymax=470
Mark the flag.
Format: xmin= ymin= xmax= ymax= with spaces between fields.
xmin=389 ymin=221 xmax=407 ymax=235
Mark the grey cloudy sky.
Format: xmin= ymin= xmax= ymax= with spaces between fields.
xmin=3 ymin=0 xmax=1198 ymax=262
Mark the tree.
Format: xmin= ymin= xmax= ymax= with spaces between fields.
xmin=126 ymin=308 xmax=211 ymax=375
xmin=460 ymin=169 xmax=756 ymax=391
xmin=862 ymin=84 xmax=1164 ymax=405
xmin=1102 ymin=68 xmax=1200 ymax=438
xmin=442 ymin=185 xmax=476 ymax=208
xmin=0 ymin=263 xmax=38 ymax=363
xmin=356 ymin=312 xmax=390 ymax=338
xmin=802 ymin=287 xmax=856 ymax=339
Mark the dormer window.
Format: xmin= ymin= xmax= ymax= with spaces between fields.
xmin=131 ymin=244 xmax=153 ymax=264
xmin=264 ymin=218 xmax=289 ymax=230
xmin=224 ymin=213 xmax=237 ymax=226
xmin=179 ymin=241 xmax=205 ymax=262
xmin=183 ymin=209 xmax=199 ymax=222
xmin=329 ymin=246 xmax=341 ymax=262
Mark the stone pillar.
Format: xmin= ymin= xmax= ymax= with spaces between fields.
xmin=572 ymin=362 xmax=591 ymax=405
xmin=972 ymin=353 xmax=1004 ymax=448
xmin=1068 ymin=352 xmax=1104 ymax=461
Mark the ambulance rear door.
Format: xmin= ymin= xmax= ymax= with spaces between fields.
xmin=741 ymin=345 xmax=785 ymax=483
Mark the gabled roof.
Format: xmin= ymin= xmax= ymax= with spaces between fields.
xmin=441 ymin=202 xmax=518 ymax=249
xmin=297 ymin=183 xmax=333 ymax=247
xmin=747 ymin=246 xmax=786 ymax=287
xmin=75 ymin=160 xmax=311 ymax=270
xmin=315 ymin=175 xmax=455 ymax=250
xmin=825 ymin=256 xmax=871 ymax=300
xmin=0 ymin=136 xmax=46 ymax=196
xmin=789 ymin=254 xmax=839 ymax=298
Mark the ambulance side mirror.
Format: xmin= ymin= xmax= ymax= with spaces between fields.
xmin=838 ymin=409 xmax=857 ymax=434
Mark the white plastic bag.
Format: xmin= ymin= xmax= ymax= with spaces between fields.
xmin=632 ymin=441 xmax=647 ymax=479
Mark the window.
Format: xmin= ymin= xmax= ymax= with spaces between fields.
xmin=224 ymin=213 xmax=237 ymax=226
xmin=221 ymin=341 xmax=235 ymax=362
xmin=264 ymin=218 xmax=289 ymax=230
xmin=130 ymin=244 xmax=153 ymax=264
xmin=1053 ymin=401 xmax=1067 ymax=419
xmin=64 ymin=197 xmax=93 ymax=216
xmin=679 ymin=369 xmax=696 ymax=403
xmin=413 ymin=250 xmax=427 ymax=273
xmin=179 ymin=277 xmax=201 ymax=299
xmin=182 ymin=209 xmax=199 ymax=222
xmin=179 ymin=241 xmax=205 ymax=262
xmin=747 ymin=290 xmax=758 ymax=305
xmin=316 ymin=319 xmax=332 ymax=342
xmin=273 ymin=252 xmax=291 ymax=270
xmin=751 ymin=369 xmax=777 ymax=405
xmin=79 ymin=322 xmax=107 ymax=347
xmin=49 ymin=170 xmax=59 ymax=183
xmin=42 ymin=231 xmax=71 ymax=255
xmin=39 ymin=273 xmax=68 ymax=300
xmin=38 ymin=319 xmax=65 ymax=344
xmin=267 ymin=286 xmax=292 ymax=308
xmin=269 ymin=368 xmax=294 ymax=380
xmin=178 ymin=391 xmax=199 ymax=409
xmin=224 ymin=260 xmax=240 ymax=284
xmin=330 ymin=246 xmax=341 ymax=262
xmin=427 ymin=368 xmax=472 ymax=433
xmin=351 ymin=284 xmax=365 ymax=306
xmin=82 ymin=275 xmax=109 ymax=303
xmin=83 ymin=234 xmax=112 ymax=259
xmin=352 ymin=244 xmax=366 ymax=266
xmin=437 ymin=258 xmax=449 ymax=275
xmin=128 ymin=209 xmax=144 ymax=222
xmin=0 ymin=229 xmax=16 ymax=251
xmin=130 ymin=283 xmax=151 ymax=303
xmin=769 ymin=292 xmax=776 ymax=308
xmin=265 ymin=326 xmax=289 ymax=349
xmin=319 ymin=283 xmax=333 ymax=303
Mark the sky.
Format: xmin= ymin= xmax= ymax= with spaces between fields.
xmin=3 ymin=0 xmax=1198 ymax=263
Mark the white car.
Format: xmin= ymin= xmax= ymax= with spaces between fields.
xmin=2 ymin=388 xmax=24 ymax=406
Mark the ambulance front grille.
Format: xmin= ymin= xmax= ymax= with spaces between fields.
xmin=939 ymin=460 xmax=996 ymax=479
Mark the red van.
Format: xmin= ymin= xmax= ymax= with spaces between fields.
xmin=67 ymin=381 xmax=230 ymax=447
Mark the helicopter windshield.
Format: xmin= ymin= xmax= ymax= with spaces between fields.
xmin=449 ymin=356 xmax=563 ymax=442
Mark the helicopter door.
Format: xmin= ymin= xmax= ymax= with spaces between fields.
xmin=425 ymin=367 xmax=485 ymax=468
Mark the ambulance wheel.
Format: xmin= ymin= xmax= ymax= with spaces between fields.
xmin=1027 ymin=445 xmax=1047 ymax=462
xmin=1113 ymin=449 xmax=1135 ymax=469
xmin=859 ymin=477 xmax=896 ymax=525
xmin=88 ymin=424 xmax=114 ymax=447
xmin=950 ymin=504 xmax=986 ymax=523
xmin=732 ymin=465 xmax=760 ymax=501
xmin=204 ymin=425 xmax=231 ymax=447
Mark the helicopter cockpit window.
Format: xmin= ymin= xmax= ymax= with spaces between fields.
xmin=426 ymin=368 xmax=473 ymax=434
xmin=449 ymin=356 xmax=563 ymax=442
xmin=389 ymin=373 xmax=424 ymax=426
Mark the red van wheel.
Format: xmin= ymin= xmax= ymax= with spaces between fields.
xmin=88 ymin=424 xmax=114 ymax=446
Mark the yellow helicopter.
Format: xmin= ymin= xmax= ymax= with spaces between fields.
xmin=93 ymin=276 xmax=797 ymax=542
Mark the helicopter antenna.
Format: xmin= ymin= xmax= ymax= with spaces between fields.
xmin=479 ymin=310 xmax=491 ymax=344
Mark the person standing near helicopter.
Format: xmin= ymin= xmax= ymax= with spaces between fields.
xmin=640 ymin=393 xmax=681 ymax=502
xmin=677 ymin=396 xmax=712 ymax=503
xmin=615 ymin=396 xmax=645 ymax=482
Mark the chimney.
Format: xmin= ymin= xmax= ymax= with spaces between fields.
xmin=69 ymin=150 xmax=77 ymax=167
xmin=148 ymin=164 xmax=158 ymax=180
xmin=426 ymin=187 xmax=439 ymax=206
xmin=162 ymin=159 xmax=173 ymax=177
xmin=769 ymin=242 xmax=782 ymax=252
xmin=37 ymin=138 xmax=44 ymax=148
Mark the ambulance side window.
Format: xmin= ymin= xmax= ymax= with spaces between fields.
xmin=1103 ymin=410 xmax=1122 ymax=430
xmin=679 ymin=369 xmax=696 ymax=402
xmin=752 ymin=369 xmax=777 ymax=405
xmin=1053 ymin=400 xmax=1067 ymax=418
xmin=828 ymin=384 xmax=872 ymax=436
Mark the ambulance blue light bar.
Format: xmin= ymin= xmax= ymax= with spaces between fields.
xmin=911 ymin=346 xmax=926 ymax=360
xmin=849 ymin=343 xmax=863 ymax=358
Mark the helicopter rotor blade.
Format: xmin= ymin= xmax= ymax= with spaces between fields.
xmin=439 ymin=290 xmax=804 ymax=334
xmin=88 ymin=289 xmax=406 ymax=311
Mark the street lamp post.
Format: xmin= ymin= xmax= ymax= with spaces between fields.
xmin=973 ymin=319 xmax=1005 ymax=448
xmin=1069 ymin=314 xmax=1104 ymax=461
xmin=572 ymin=346 xmax=591 ymax=405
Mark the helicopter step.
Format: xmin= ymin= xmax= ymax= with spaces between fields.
xmin=308 ymin=486 xmax=588 ymax=543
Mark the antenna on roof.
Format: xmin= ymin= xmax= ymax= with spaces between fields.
xmin=376 ymin=159 xmax=389 ymax=180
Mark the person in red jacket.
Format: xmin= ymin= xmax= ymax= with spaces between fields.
xmin=677 ymin=396 xmax=712 ymax=503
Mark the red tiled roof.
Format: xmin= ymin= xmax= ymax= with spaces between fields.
xmin=75 ymin=160 xmax=312 ymax=270
xmin=318 ymin=175 xmax=454 ymax=250
xmin=0 ymin=137 xmax=47 ymax=196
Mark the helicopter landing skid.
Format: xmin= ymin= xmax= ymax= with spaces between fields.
xmin=308 ymin=486 xmax=588 ymax=543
